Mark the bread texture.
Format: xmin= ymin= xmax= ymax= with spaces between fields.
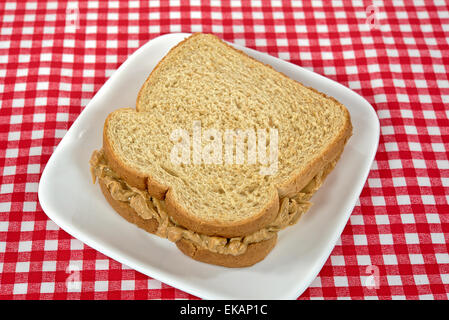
xmin=103 ymin=108 xmax=280 ymax=238
xmin=91 ymin=33 xmax=352 ymax=267
xmin=104 ymin=33 xmax=351 ymax=238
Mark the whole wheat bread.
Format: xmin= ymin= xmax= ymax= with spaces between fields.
xmin=91 ymin=33 xmax=352 ymax=266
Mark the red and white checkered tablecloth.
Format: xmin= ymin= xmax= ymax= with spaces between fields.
xmin=0 ymin=0 xmax=448 ymax=300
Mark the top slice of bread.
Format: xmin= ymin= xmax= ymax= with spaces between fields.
xmin=103 ymin=33 xmax=352 ymax=238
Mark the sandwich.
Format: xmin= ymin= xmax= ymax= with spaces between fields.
xmin=89 ymin=33 xmax=352 ymax=267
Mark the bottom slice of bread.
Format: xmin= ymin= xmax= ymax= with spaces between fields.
xmin=99 ymin=179 xmax=277 ymax=267
xmin=176 ymin=235 xmax=277 ymax=268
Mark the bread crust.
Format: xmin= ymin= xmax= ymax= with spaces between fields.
xmin=107 ymin=33 xmax=352 ymax=237
xmin=98 ymin=179 xmax=277 ymax=267
xmin=164 ymin=187 xmax=279 ymax=238
xmin=176 ymin=235 xmax=277 ymax=268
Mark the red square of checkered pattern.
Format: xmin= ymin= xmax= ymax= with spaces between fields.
xmin=0 ymin=1 xmax=448 ymax=300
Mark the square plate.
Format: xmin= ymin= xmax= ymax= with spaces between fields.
xmin=38 ymin=33 xmax=379 ymax=299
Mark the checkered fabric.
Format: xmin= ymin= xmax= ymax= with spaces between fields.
xmin=0 ymin=0 xmax=448 ymax=300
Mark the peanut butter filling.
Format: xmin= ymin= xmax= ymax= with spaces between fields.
xmin=90 ymin=149 xmax=334 ymax=256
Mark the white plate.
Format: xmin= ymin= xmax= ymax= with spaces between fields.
xmin=38 ymin=33 xmax=379 ymax=300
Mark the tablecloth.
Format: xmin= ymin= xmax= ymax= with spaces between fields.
xmin=0 ymin=0 xmax=448 ymax=300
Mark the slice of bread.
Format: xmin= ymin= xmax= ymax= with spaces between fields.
xmin=103 ymin=108 xmax=280 ymax=238
xmin=104 ymin=33 xmax=351 ymax=239
xmin=91 ymin=33 xmax=352 ymax=267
